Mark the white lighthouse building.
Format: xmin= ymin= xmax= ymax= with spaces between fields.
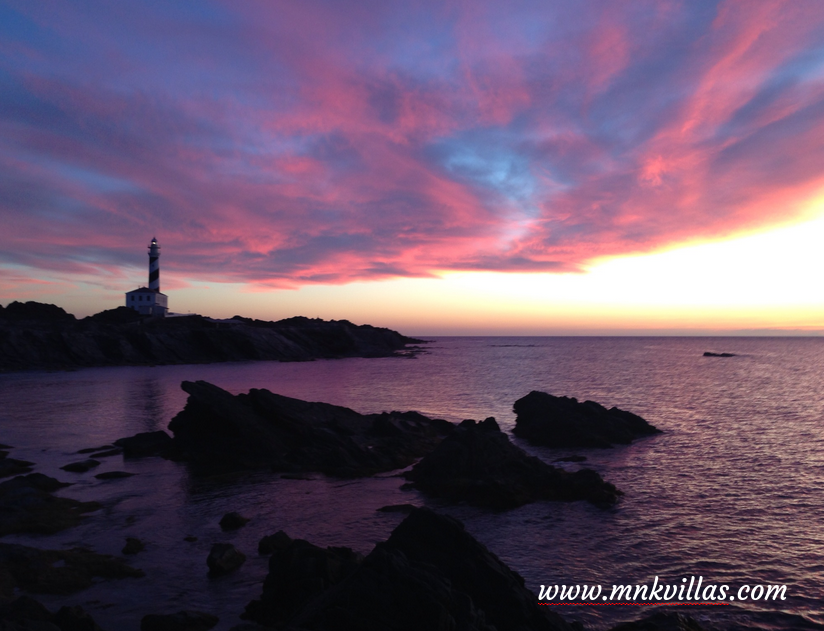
xmin=125 ymin=237 xmax=169 ymax=316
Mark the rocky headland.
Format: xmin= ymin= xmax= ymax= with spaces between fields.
xmin=0 ymin=301 xmax=425 ymax=372
xmin=167 ymin=380 xmax=454 ymax=476
xmin=404 ymin=417 xmax=621 ymax=509
xmin=513 ymin=391 xmax=661 ymax=449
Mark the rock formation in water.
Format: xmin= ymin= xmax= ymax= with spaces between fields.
xmin=703 ymin=352 xmax=736 ymax=357
xmin=404 ymin=417 xmax=621 ymax=509
xmin=0 ymin=301 xmax=425 ymax=372
xmin=168 ymin=381 xmax=454 ymax=476
xmin=513 ymin=391 xmax=661 ymax=449
xmin=243 ymin=508 xmax=579 ymax=631
xmin=0 ymin=596 xmax=106 ymax=631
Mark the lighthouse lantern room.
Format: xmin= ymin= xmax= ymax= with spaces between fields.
xmin=125 ymin=237 xmax=169 ymax=316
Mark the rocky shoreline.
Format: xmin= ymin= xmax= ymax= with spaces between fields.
xmin=0 ymin=301 xmax=425 ymax=373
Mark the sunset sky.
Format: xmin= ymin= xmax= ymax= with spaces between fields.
xmin=2 ymin=1 xmax=824 ymax=334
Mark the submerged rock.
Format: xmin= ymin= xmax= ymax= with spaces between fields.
xmin=219 ymin=511 xmax=250 ymax=531
xmin=513 ymin=391 xmax=661 ymax=449
xmin=114 ymin=431 xmax=174 ymax=457
xmin=0 ymin=542 xmax=143 ymax=599
xmin=123 ymin=537 xmax=145 ymax=554
xmin=60 ymin=459 xmax=101 ymax=473
xmin=0 ymin=473 xmax=100 ymax=536
xmin=168 ymin=381 xmax=454 ymax=477
xmin=0 ymin=451 xmax=34 ymax=478
xmin=94 ymin=470 xmax=135 ymax=480
xmin=703 ymin=352 xmax=735 ymax=358
xmin=140 ymin=610 xmax=219 ymax=631
xmin=405 ymin=417 xmax=621 ymax=510
xmin=206 ymin=543 xmax=246 ymax=576
xmin=244 ymin=508 xmax=577 ymax=631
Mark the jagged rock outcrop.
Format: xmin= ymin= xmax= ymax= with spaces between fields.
xmin=0 ymin=301 xmax=425 ymax=372
xmin=405 ymin=417 xmax=621 ymax=509
xmin=0 ymin=473 xmax=100 ymax=537
xmin=513 ymin=391 xmax=661 ymax=449
xmin=168 ymin=381 xmax=454 ymax=476
xmin=243 ymin=508 xmax=578 ymax=631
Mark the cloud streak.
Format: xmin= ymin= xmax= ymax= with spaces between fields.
xmin=3 ymin=0 xmax=824 ymax=290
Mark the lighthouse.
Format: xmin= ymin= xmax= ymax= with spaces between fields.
xmin=125 ymin=237 xmax=169 ymax=316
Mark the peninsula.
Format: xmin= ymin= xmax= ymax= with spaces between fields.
xmin=0 ymin=301 xmax=423 ymax=373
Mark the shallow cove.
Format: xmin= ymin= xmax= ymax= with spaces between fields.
xmin=0 ymin=336 xmax=822 ymax=630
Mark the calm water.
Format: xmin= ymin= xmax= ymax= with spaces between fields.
xmin=1 ymin=337 xmax=823 ymax=631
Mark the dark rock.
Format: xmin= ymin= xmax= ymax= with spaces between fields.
xmin=0 ymin=474 xmax=100 ymax=537
xmin=122 ymin=537 xmax=145 ymax=554
xmin=88 ymin=449 xmax=122 ymax=458
xmin=219 ymin=512 xmax=250 ymax=531
xmin=244 ymin=535 xmax=363 ymax=626
xmin=376 ymin=503 xmax=417 ymax=513
xmin=206 ymin=543 xmax=246 ymax=576
xmin=77 ymin=445 xmax=115 ymax=454
xmin=0 ymin=596 xmax=104 ymax=631
xmin=140 ymin=611 xmax=219 ymax=631
xmin=703 ymin=352 xmax=735 ymax=358
xmin=168 ymin=381 xmax=454 ymax=477
xmin=0 ymin=301 xmax=423 ymax=373
xmin=183 ymin=535 xmax=198 ymax=542
xmin=405 ymin=418 xmax=621 ymax=510
xmin=245 ymin=508 xmax=576 ymax=631
xmin=2 ymin=301 xmax=75 ymax=322
xmin=0 ymin=452 xmax=34 ymax=478
xmin=60 ymin=460 xmax=101 ymax=473
xmin=0 ymin=542 xmax=144 ymax=598
xmin=53 ymin=604 xmax=104 ymax=631
xmin=609 ymin=612 xmax=710 ymax=631
xmin=513 ymin=391 xmax=661 ymax=449
xmin=94 ymin=471 xmax=135 ymax=480
xmin=114 ymin=431 xmax=173 ymax=457
xmin=554 ymin=455 xmax=587 ymax=463
xmin=257 ymin=531 xmax=293 ymax=555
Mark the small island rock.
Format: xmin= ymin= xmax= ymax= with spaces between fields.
xmin=207 ymin=543 xmax=246 ymax=576
xmin=513 ymin=391 xmax=661 ymax=448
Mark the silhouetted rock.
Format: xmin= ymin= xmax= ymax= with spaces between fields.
xmin=0 ymin=301 xmax=424 ymax=372
xmin=206 ymin=543 xmax=246 ymax=576
xmin=168 ymin=381 xmax=454 ymax=476
xmin=244 ymin=532 xmax=364 ymax=627
xmin=0 ymin=450 xmax=34 ymax=478
xmin=60 ymin=459 xmax=101 ymax=473
xmin=0 ymin=596 xmax=104 ymax=631
xmin=114 ymin=431 xmax=174 ymax=457
xmin=140 ymin=611 xmax=219 ymax=631
xmin=257 ymin=531 xmax=292 ymax=555
xmin=0 ymin=474 xmax=100 ymax=536
xmin=609 ymin=612 xmax=709 ymax=631
xmin=513 ymin=391 xmax=661 ymax=449
xmin=94 ymin=470 xmax=135 ymax=480
xmin=405 ymin=418 xmax=621 ymax=509
xmin=1 ymin=301 xmax=75 ymax=322
xmin=554 ymin=455 xmax=587 ymax=462
xmin=0 ymin=542 xmax=143 ymax=598
xmin=123 ymin=537 xmax=145 ymax=554
xmin=219 ymin=512 xmax=250 ymax=531
xmin=703 ymin=352 xmax=735 ymax=358
xmin=244 ymin=508 xmax=577 ymax=631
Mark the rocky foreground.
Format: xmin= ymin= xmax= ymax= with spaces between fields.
xmin=0 ymin=301 xmax=424 ymax=372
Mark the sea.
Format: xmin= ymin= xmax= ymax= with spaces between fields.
xmin=1 ymin=336 xmax=823 ymax=631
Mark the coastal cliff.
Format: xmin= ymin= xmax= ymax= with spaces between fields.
xmin=0 ymin=301 xmax=423 ymax=372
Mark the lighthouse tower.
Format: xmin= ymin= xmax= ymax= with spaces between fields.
xmin=148 ymin=237 xmax=160 ymax=291
xmin=125 ymin=237 xmax=169 ymax=316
